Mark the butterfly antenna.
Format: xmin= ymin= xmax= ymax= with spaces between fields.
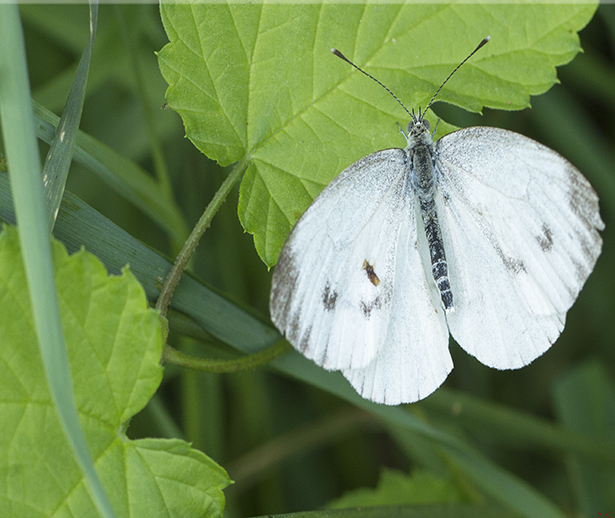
xmin=423 ymin=36 xmax=490 ymax=116
xmin=332 ymin=48 xmax=413 ymax=120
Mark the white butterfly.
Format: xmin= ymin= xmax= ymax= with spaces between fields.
xmin=269 ymin=39 xmax=604 ymax=405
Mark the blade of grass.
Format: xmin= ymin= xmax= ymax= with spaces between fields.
xmin=0 ymin=4 xmax=115 ymax=518
xmin=43 ymin=3 xmax=97 ymax=232
xmin=114 ymin=4 xmax=173 ymax=199
xmin=421 ymin=388 xmax=615 ymax=464
xmin=33 ymin=100 xmax=189 ymax=246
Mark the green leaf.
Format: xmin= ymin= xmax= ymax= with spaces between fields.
xmin=328 ymin=468 xmax=465 ymax=508
xmin=0 ymin=226 xmax=230 ymax=517
xmin=158 ymin=3 xmax=596 ymax=266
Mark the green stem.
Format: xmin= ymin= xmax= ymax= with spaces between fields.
xmin=154 ymin=157 xmax=287 ymax=374
xmin=162 ymin=340 xmax=291 ymax=373
xmin=156 ymin=158 xmax=247 ymax=317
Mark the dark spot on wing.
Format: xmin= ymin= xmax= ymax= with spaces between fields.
xmin=536 ymin=224 xmax=553 ymax=252
xmin=360 ymin=296 xmax=382 ymax=319
xmin=479 ymin=222 xmax=527 ymax=275
xmin=297 ymin=321 xmax=313 ymax=354
xmin=502 ymin=255 xmax=526 ymax=274
xmin=322 ymin=283 xmax=338 ymax=311
xmin=362 ymin=260 xmax=380 ymax=286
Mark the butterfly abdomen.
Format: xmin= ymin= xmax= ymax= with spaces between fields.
xmin=412 ymin=144 xmax=454 ymax=311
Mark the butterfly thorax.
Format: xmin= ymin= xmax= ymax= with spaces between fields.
xmin=404 ymin=117 xmax=437 ymax=204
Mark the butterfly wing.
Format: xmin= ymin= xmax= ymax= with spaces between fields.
xmin=435 ymin=127 xmax=604 ymax=369
xmin=342 ymin=202 xmax=452 ymax=405
xmin=271 ymin=149 xmax=408 ymax=370
xmin=270 ymin=149 xmax=452 ymax=396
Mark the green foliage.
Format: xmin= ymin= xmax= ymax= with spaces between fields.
xmin=1 ymin=3 xmax=615 ymax=518
xmin=553 ymin=361 xmax=615 ymax=514
xmin=0 ymin=226 xmax=230 ymax=517
xmin=159 ymin=3 xmax=596 ymax=266
xmin=328 ymin=468 xmax=465 ymax=508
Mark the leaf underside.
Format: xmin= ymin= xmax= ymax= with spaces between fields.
xmin=158 ymin=3 xmax=596 ymax=266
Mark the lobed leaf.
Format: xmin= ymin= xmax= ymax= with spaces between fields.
xmin=158 ymin=3 xmax=596 ymax=266
xmin=0 ymin=226 xmax=230 ymax=518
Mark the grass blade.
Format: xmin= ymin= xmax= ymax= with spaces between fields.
xmin=0 ymin=5 xmax=115 ymax=518
xmin=43 ymin=3 xmax=98 ymax=231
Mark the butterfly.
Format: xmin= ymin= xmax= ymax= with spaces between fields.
xmin=269 ymin=38 xmax=604 ymax=405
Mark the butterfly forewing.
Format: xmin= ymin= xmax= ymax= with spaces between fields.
xmin=434 ymin=127 xmax=604 ymax=369
xmin=271 ymin=149 xmax=414 ymax=371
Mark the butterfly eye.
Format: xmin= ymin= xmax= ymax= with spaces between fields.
xmin=424 ymin=120 xmax=431 ymax=131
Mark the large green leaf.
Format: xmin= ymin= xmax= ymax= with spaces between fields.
xmin=158 ymin=3 xmax=596 ymax=266
xmin=0 ymin=226 xmax=230 ymax=518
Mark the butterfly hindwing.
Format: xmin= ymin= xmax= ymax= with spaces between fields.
xmin=435 ymin=127 xmax=604 ymax=369
xmin=342 ymin=201 xmax=452 ymax=405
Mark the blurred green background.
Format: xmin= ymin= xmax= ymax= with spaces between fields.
xmin=13 ymin=3 xmax=615 ymax=517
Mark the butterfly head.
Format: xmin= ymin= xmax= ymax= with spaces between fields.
xmin=404 ymin=108 xmax=433 ymax=146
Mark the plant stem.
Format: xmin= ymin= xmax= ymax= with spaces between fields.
xmin=156 ymin=158 xmax=247 ymax=317
xmin=162 ymin=340 xmax=291 ymax=373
